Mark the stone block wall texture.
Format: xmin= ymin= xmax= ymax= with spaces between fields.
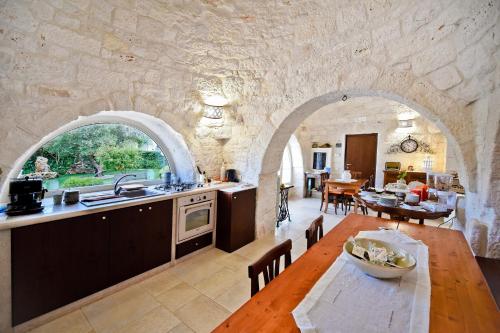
xmin=0 ymin=0 xmax=498 ymax=257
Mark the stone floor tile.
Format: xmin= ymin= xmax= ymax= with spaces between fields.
xmin=214 ymin=280 xmax=250 ymax=313
xmin=139 ymin=269 xmax=183 ymax=297
xmin=155 ymin=282 xmax=202 ymax=312
xmin=173 ymin=295 xmax=230 ymax=333
xmin=114 ymin=306 xmax=180 ymax=333
xmin=81 ymin=285 xmax=160 ymax=333
xmin=27 ymin=311 xmax=92 ymax=333
xmin=193 ymin=267 xmax=243 ymax=299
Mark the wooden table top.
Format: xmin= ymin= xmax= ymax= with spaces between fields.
xmin=325 ymin=178 xmax=367 ymax=187
xmin=214 ymin=214 xmax=500 ymax=333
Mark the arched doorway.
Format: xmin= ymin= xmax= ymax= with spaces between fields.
xmin=253 ymin=90 xmax=469 ymax=239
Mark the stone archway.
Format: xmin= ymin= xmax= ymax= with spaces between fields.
xmin=0 ymin=111 xmax=196 ymax=201
xmin=252 ymin=89 xmax=472 ymax=238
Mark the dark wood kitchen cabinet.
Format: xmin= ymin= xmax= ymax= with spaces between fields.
xmin=216 ymin=188 xmax=256 ymax=252
xmin=11 ymin=199 xmax=172 ymax=326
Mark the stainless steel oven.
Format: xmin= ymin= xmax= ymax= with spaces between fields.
xmin=177 ymin=191 xmax=215 ymax=243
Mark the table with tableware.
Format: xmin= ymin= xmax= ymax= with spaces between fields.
xmin=213 ymin=214 xmax=499 ymax=332
xmin=322 ymin=178 xmax=367 ymax=211
xmin=354 ymin=192 xmax=453 ymax=225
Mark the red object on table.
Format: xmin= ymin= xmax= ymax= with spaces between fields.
xmin=411 ymin=185 xmax=428 ymax=201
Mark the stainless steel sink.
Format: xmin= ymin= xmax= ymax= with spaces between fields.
xmin=80 ymin=189 xmax=164 ymax=207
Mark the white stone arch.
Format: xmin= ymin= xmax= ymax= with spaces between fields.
xmin=0 ymin=111 xmax=196 ymax=201
xmin=253 ymin=89 xmax=469 ymax=237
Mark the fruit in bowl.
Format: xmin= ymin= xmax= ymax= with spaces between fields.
xmin=343 ymin=237 xmax=416 ymax=279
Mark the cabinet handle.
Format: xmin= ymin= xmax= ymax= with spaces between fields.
xmin=233 ymin=196 xmax=237 ymax=199
xmin=139 ymin=208 xmax=143 ymax=212
xmin=102 ymin=216 xmax=106 ymax=220
xmin=148 ymin=206 xmax=152 ymax=210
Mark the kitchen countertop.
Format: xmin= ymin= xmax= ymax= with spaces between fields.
xmin=0 ymin=182 xmax=256 ymax=231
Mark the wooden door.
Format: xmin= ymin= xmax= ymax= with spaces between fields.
xmin=345 ymin=134 xmax=378 ymax=182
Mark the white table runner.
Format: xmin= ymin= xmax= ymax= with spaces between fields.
xmin=292 ymin=229 xmax=430 ymax=333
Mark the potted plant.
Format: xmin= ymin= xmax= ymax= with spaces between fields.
xmin=397 ymin=171 xmax=407 ymax=185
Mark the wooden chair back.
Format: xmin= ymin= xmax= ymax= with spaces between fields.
xmin=368 ymin=174 xmax=375 ymax=188
xmin=248 ymin=239 xmax=292 ymax=296
xmin=351 ymin=171 xmax=362 ymax=179
xmin=306 ymin=216 xmax=324 ymax=249
xmin=318 ymin=172 xmax=329 ymax=192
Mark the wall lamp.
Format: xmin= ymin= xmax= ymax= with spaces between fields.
xmin=398 ymin=119 xmax=414 ymax=128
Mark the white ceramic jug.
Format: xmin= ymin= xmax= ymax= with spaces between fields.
xmin=342 ymin=170 xmax=352 ymax=181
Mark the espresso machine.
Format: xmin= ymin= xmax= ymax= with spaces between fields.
xmin=6 ymin=177 xmax=47 ymax=216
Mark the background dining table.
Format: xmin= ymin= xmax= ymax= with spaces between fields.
xmin=214 ymin=214 xmax=500 ymax=333
xmin=354 ymin=193 xmax=454 ymax=225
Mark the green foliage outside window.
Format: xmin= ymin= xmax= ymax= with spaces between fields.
xmin=21 ymin=124 xmax=169 ymax=190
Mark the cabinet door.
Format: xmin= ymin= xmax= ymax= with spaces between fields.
xmin=230 ymin=188 xmax=256 ymax=251
xmin=108 ymin=206 xmax=145 ymax=285
xmin=143 ymin=200 xmax=172 ymax=271
xmin=12 ymin=214 xmax=109 ymax=325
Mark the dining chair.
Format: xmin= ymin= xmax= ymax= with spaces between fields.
xmin=351 ymin=171 xmax=362 ymax=179
xmin=353 ymin=196 xmax=368 ymax=215
xmin=343 ymin=189 xmax=355 ymax=215
xmin=305 ymin=216 xmax=324 ymax=249
xmin=323 ymin=183 xmax=345 ymax=214
xmin=318 ymin=172 xmax=331 ymax=211
xmin=248 ymin=239 xmax=292 ymax=297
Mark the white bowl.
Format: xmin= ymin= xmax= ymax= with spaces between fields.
xmin=343 ymin=238 xmax=416 ymax=279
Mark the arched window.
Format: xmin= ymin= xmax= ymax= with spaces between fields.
xmin=21 ymin=123 xmax=170 ymax=191
xmin=280 ymin=144 xmax=293 ymax=185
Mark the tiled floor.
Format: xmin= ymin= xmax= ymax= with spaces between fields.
xmin=26 ymin=197 xmax=453 ymax=333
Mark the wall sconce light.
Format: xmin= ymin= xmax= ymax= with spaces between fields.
xmin=398 ymin=119 xmax=413 ymax=128
xmin=203 ymin=105 xmax=224 ymax=119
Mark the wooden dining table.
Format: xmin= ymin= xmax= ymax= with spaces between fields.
xmin=322 ymin=178 xmax=368 ymax=213
xmin=354 ymin=193 xmax=454 ymax=225
xmin=214 ymin=214 xmax=500 ymax=332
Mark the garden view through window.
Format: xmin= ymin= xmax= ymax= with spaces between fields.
xmin=21 ymin=123 xmax=170 ymax=191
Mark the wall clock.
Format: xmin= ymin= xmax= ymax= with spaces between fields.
xmin=400 ymin=135 xmax=419 ymax=153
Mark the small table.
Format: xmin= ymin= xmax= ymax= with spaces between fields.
xmin=354 ymin=194 xmax=453 ymax=225
xmin=276 ymin=185 xmax=294 ymax=227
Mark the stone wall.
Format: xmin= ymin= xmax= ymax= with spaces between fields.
xmin=0 ymin=0 xmax=499 ymax=257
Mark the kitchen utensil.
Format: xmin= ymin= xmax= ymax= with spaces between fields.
xmin=53 ymin=194 xmax=63 ymax=205
xmin=225 ymin=169 xmax=239 ymax=182
xmin=63 ymin=190 xmax=80 ymax=205
xmin=6 ymin=177 xmax=46 ymax=216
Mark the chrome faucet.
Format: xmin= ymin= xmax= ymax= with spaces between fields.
xmin=114 ymin=174 xmax=136 ymax=195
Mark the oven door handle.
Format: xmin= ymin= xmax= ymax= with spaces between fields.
xmin=184 ymin=201 xmax=213 ymax=215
